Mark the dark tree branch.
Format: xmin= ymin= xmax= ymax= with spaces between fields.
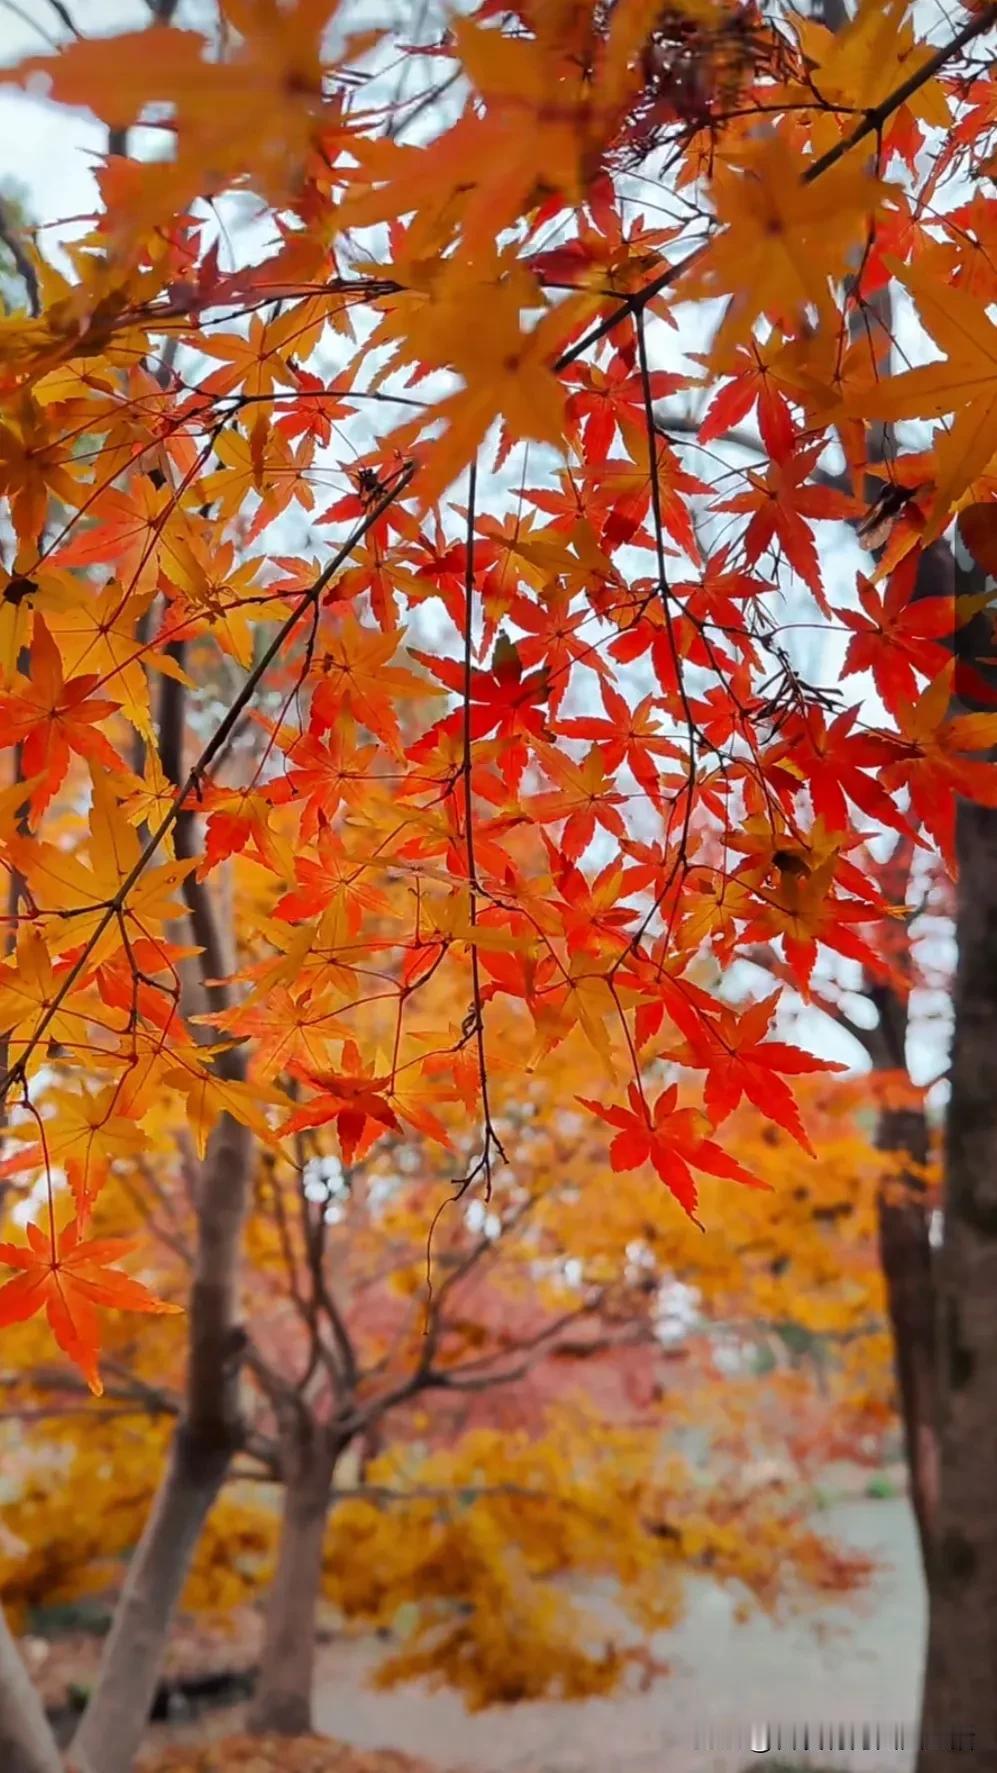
xmin=0 ymin=199 xmax=39 ymax=317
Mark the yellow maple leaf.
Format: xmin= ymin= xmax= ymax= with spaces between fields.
xmin=843 ymin=259 xmax=997 ymax=536
xmin=691 ymin=135 xmax=887 ymax=357
xmin=0 ymin=1082 xmax=148 ymax=1219
xmin=161 ymin=1062 xmax=285 ymax=1159
xmin=4 ymin=7 xmax=374 ymax=214
xmin=391 ymin=253 xmax=581 ymax=505
xmin=0 ymin=929 xmax=91 ymax=1075
xmin=37 ymin=578 xmax=188 ymax=741
xmin=792 ymin=0 xmax=949 ymax=141
xmin=7 ymin=770 xmax=194 ymax=964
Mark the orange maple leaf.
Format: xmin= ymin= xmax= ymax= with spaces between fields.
xmin=843 ymin=261 xmax=997 ymax=535
xmin=311 ymin=618 xmax=436 ymax=757
xmin=0 ymin=615 xmax=125 ymax=822
xmin=283 ymin=1039 xmax=402 ymax=1164
xmin=882 ymin=667 xmax=997 ymax=864
xmin=0 ymin=1218 xmax=182 ymax=1396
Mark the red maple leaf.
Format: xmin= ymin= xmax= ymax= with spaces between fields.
xmin=835 ymin=551 xmax=952 ymax=719
xmin=565 ymin=345 xmax=689 ymax=464
xmin=695 ymin=336 xmax=796 ymax=459
xmin=718 ymin=440 xmax=856 ymax=610
xmin=507 ymin=584 xmax=612 ymax=716
xmin=578 ymin=1082 xmax=769 ymax=1222
xmin=768 ymin=705 xmax=918 ymax=841
xmin=654 ymin=989 xmax=846 ymax=1153
xmin=556 ymin=679 xmax=683 ymax=811
xmin=411 ymin=633 xmax=552 ymax=789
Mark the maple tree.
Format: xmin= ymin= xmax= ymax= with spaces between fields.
xmin=0 ymin=0 xmax=996 ymax=1768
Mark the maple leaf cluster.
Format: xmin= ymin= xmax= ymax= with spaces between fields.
xmin=0 ymin=0 xmax=993 ymax=1391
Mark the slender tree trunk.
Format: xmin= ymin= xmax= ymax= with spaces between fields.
xmin=917 ymin=792 xmax=997 ymax=1770
xmin=813 ymin=0 xmax=947 ymax=1587
xmin=248 ymin=1423 xmax=342 ymax=1737
xmin=858 ymin=546 xmax=953 ymax=1587
xmin=71 ymin=1102 xmax=252 ymax=1773
xmin=876 ymin=1102 xmax=939 ymax=1577
xmin=69 ymin=645 xmax=254 ymax=1773
xmin=0 ymin=1607 xmax=62 ymax=1773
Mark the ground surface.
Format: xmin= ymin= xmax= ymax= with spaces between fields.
xmin=139 ymin=1737 xmax=442 ymax=1772
xmin=146 ymin=1481 xmax=925 ymax=1773
xmin=309 ymin=1491 xmax=923 ymax=1773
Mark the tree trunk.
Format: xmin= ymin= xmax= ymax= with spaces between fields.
xmin=71 ymin=1103 xmax=252 ymax=1773
xmin=248 ymin=1423 xmax=342 ymax=1737
xmin=876 ymin=1102 xmax=939 ymax=1577
xmin=917 ymin=793 xmax=997 ymax=1770
xmin=0 ymin=1606 xmax=62 ymax=1773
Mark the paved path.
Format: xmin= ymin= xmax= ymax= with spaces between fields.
xmin=311 ymin=1491 xmax=926 ymax=1773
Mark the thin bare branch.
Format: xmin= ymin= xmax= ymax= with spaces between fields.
xmin=0 ymin=199 xmax=39 ymax=317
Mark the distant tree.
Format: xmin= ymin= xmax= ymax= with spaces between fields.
xmin=2 ymin=1053 xmax=891 ymax=1736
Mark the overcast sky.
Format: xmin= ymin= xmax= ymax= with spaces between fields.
xmin=0 ymin=0 xmax=219 ymax=253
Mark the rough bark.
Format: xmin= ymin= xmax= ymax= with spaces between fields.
xmin=862 ymin=868 xmax=940 ymax=1582
xmin=917 ymin=792 xmax=997 ymax=1770
xmin=247 ymin=1424 xmax=342 ymax=1736
xmin=0 ymin=1607 xmax=62 ymax=1773
xmin=876 ymin=1102 xmax=938 ymax=1576
xmin=70 ymin=1099 xmax=252 ymax=1773
xmin=859 ymin=545 xmax=952 ymax=1584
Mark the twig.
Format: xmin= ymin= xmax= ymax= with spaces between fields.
xmin=44 ymin=0 xmax=81 ymax=33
